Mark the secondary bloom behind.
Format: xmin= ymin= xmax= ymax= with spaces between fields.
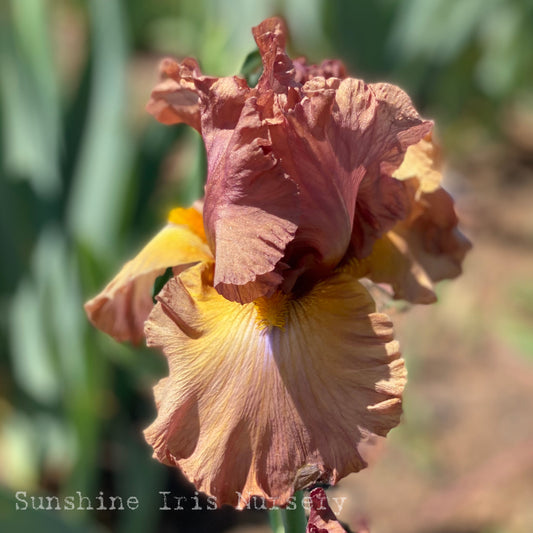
xmin=85 ymin=17 xmax=470 ymax=509
xmin=306 ymin=488 xmax=350 ymax=533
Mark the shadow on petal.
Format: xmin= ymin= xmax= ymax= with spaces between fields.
xmin=360 ymin=135 xmax=472 ymax=303
xmin=143 ymin=263 xmax=405 ymax=508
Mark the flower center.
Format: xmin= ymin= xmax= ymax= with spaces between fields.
xmin=254 ymin=291 xmax=289 ymax=330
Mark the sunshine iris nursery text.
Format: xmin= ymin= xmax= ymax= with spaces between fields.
xmin=14 ymin=491 xmax=347 ymax=514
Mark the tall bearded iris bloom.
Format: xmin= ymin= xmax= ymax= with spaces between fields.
xmin=85 ymin=18 xmax=470 ymax=509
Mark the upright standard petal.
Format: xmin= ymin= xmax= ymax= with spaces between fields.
xmin=268 ymin=77 xmax=432 ymax=280
xmin=253 ymin=17 xmax=298 ymax=94
xmin=360 ymin=135 xmax=472 ymax=303
xmin=146 ymin=58 xmax=206 ymax=131
xmin=253 ymin=18 xmax=432 ymax=273
xmin=85 ymin=208 xmax=212 ymax=344
xmin=144 ymin=263 xmax=406 ymax=507
xmin=201 ymin=94 xmax=299 ymax=303
xmin=149 ymin=48 xmax=301 ymax=304
xmin=147 ymin=17 xmax=434 ymax=299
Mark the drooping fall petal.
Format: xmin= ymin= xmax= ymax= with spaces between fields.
xmin=361 ymin=135 xmax=471 ymax=303
xmin=306 ymin=488 xmax=349 ymax=533
xmin=144 ymin=262 xmax=406 ymax=507
xmin=84 ymin=208 xmax=212 ymax=344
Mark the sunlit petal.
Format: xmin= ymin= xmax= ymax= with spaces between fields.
xmin=85 ymin=208 xmax=212 ymax=343
xmin=360 ymin=135 xmax=471 ymax=303
xmin=269 ymin=75 xmax=432 ymax=283
xmin=144 ymin=263 xmax=405 ymax=507
xmin=393 ymin=132 xmax=442 ymax=193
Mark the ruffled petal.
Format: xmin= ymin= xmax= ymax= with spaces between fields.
xmin=306 ymin=488 xmax=348 ymax=533
xmin=293 ymin=58 xmax=347 ymax=84
xmin=268 ymin=76 xmax=432 ymax=282
xmin=144 ymin=262 xmax=406 ymax=507
xmin=147 ymin=17 xmax=434 ymax=300
xmin=146 ymin=58 xmax=205 ymax=131
xmin=148 ymin=50 xmax=301 ymax=304
xmin=253 ymin=17 xmax=298 ymax=94
xmin=393 ymin=132 xmax=442 ymax=192
xmin=85 ymin=208 xmax=212 ymax=344
xmin=202 ymin=95 xmax=299 ymax=303
xmin=355 ymin=228 xmax=438 ymax=304
xmin=359 ymin=135 xmax=471 ymax=303
xmin=348 ymin=83 xmax=435 ymax=257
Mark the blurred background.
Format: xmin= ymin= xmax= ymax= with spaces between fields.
xmin=1 ymin=0 xmax=533 ymax=532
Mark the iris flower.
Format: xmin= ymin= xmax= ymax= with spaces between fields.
xmin=85 ymin=18 xmax=470 ymax=509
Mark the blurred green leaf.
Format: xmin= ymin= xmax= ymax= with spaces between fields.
xmin=0 ymin=412 xmax=40 ymax=489
xmin=152 ymin=267 xmax=173 ymax=304
xmin=8 ymin=227 xmax=88 ymax=403
xmin=67 ymin=0 xmax=133 ymax=255
xmin=389 ymin=0 xmax=489 ymax=64
xmin=114 ymin=425 xmax=166 ymax=533
xmin=239 ymin=49 xmax=262 ymax=87
xmin=323 ymin=0 xmax=395 ymax=77
xmin=0 ymin=487 xmax=105 ymax=533
xmin=9 ymin=277 xmax=60 ymax=404
xmin=0 ymin=1 xmax=61 ymax=197
xmin=173 ymin=129 xmax=206 ymax=207
xmin=477 ymin=2 xmax=523 ymax=96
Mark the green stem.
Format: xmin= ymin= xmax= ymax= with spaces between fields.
xmin=268 ymin=491 xmax=307 ymax=533
xmin=268 ymin=506 xmax=285 ymax=533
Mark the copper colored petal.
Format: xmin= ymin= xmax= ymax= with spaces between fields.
xmin=361 ymin=135 xmax=471 ymax=303
xmin=146 ymin=58 xmax=204 ymax=131
xmin=293 ymin=57 xmax=347 ymax=84
xmin=268 ymin=76 xmax=432 ymax=280
xmin=202 ymin=96 xmax=299 ymax=303
xmin=253 ymin=17 xmax=297 ymax=94
xmin=144 ymin=263 xmax=406 ymax=507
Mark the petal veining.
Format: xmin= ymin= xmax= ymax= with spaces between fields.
xmin=144 ymin=263 xmax=406 ymax=507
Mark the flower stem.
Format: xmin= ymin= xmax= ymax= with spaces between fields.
xmin=268 ymin=491 xmax=307 ymax=533
xmin=268 ymin=507 xmax=285 ymax=533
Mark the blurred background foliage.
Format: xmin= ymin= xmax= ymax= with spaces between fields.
xmin=1 ymin=1 xmax=533 ymax=532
